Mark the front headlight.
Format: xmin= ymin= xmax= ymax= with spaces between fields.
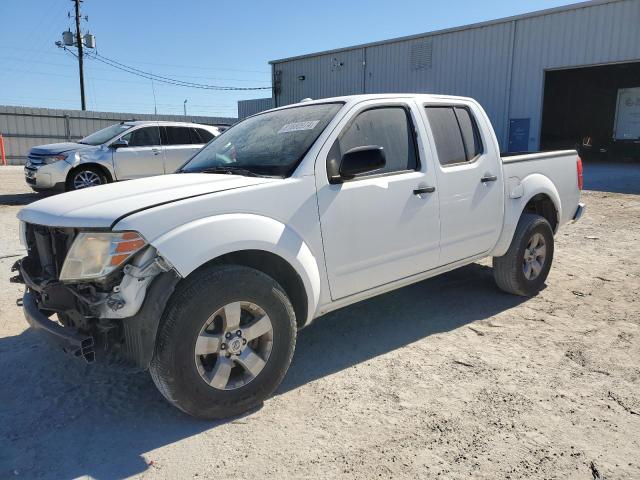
xmin=60 ymin=231 xmax=147 ymax=282
xmin=42 ymin=154 xmax=68 ymax=164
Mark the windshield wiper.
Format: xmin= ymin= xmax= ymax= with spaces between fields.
xmin=200 ymin=166 xmax=262 ymax=177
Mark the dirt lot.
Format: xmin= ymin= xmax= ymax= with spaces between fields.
xmin=0 ymin=164 xmax=638 ymax=479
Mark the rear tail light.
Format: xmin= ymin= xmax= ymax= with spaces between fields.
xmin=576 ymin=156 xmax=583 ymax=190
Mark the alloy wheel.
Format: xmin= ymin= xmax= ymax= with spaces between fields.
xmin=194 ymin=301 xmax=274 ymax=390
xmin=73 ymin=170 xmax=102 ymax=189
xmin=522 ymin=232 xmax=547 ymax=280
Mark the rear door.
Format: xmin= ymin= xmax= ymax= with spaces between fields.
xmin=161 ymin=126 xmax=203 ymax=173
xmin=316 ymin=100 xmax=441 ymax=300
xmin=422 ymin=102 xmax=503 ymax=265
xmin=112 ymin=124 xmax=164 ymax=180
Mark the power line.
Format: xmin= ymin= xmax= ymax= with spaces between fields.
xmin=85 ymin=52 xmax=271 ymax=91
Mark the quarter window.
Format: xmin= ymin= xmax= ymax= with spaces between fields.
xmin=190 ymin=128 xmax=214 ymax=144
xmin=425 ymin=106 xmax=483 ymax=166
xmin=122 ymin=126 xmax=160 ymax=147
xmin=330 ymin=106 xmax=418 ymax=179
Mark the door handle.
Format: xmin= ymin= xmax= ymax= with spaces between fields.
xmin=413 ymin=186 xmax=436 ymax=195
xmin=151 ymin=148 xmax=161 ymax=155
xmin=481 ymin=175 xmax=498 ymax=183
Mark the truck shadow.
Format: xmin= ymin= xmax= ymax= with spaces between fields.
xmin=281 ymin=263 xmax=526 ymax=393
xmin=0 ymin=263 xmax=526 ymax=479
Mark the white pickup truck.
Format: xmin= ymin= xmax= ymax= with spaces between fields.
xmin=13 ymin=94 xmax=585 ymax=419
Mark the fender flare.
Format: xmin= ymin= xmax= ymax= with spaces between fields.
xmin=150 ymin=213 xmax=322 ymax=326
xmin=67 ymin=149 xmax=116 ymax=182
xmin=492 ymin=173 xmax=562 ymax=257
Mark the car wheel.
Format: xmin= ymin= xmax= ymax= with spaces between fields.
xmin=66 ymin=166 xmax=107 ymax=191
xmin=149 ymin=264 xmax=297 ymax=419
xmin=493 ymin=213 xmax=554 ymax=296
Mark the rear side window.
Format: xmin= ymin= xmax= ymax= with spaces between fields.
xmin=164 ymin=127 xmax=192 ymax=145
xmin=425 ymin=106 xmax=483 ymax=166
xmin=122 ymin=126 xmax=160 ymax=147
xmin=331 ymin=106 xmax=418 ymax=178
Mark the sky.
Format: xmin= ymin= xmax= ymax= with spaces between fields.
xmin=0 ymin=0 xmax=579 ymax=118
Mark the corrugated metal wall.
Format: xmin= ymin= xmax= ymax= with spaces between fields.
xmin=237 ymin=98 xmax=274 ymax=119
xmin=363 ymin=21 xmax=514 ymax=146
xmin=271 ymin=0 xmax=640 ymax=151
xmin=275 ymin=48 xmax=365 ymax=106
xmin=0 ymin=106 xmax=237 ymax=165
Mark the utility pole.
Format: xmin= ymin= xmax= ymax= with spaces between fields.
xmin=183 ymin=99 xmax=188 ymax=116
xmin=73 ymin=0 xmax=86 ymax=110
xmin=57 ymin=2 xmax=95 ymax=110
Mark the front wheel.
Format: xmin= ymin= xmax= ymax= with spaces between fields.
xmin=66 ymin=166 xmax=108 ymax=191
xmin=493 ymin=213 xmax=554 ymax=296
xmin=149 ymin=264 xmax=297 ymax=419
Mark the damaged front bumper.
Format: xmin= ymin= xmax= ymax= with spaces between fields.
xmin=12 ymin=255 xmax=181 ymax=369
xmin=21 ymin=290 xmax=96 ymax=362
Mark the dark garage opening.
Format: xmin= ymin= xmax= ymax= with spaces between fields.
xmin=540 ymin=62 xmax=640 ymax=161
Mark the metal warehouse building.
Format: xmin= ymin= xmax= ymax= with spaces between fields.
xmin=265 ymin=0 xmax=640 ymax=153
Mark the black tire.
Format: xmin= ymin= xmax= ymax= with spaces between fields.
xmin=493 ymin=213 xmax=554 ymax=296
xmin=149 ymin=264 xmax=297 ymax=419
xmin=65 ymin=166 xmax=108 ymax=191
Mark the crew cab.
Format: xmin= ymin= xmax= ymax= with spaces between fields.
xmin=24 ymin=121 xmax=220 ymax=192
xmin=13 ymin=94 xmax=585 ymax=419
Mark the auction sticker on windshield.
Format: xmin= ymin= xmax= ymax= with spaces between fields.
xmin=278 ymin=121 xmax=320 ymax=133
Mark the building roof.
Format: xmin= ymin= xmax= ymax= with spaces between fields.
xmin=269 ymin=0 xmax=621 ymax=64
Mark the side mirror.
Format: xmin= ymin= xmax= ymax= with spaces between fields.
xmin=331 ymin=145 xmax=385 ymax=183
xmin=110 ymin=138 xmax=129 ymax=149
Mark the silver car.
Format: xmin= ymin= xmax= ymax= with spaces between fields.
xmin=24 ymin=121 xmax=221 ymax=192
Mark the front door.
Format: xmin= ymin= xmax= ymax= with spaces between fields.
xmin=422 ymin=104 xmax=503 ymax=265
xmin=316 ymin=101 xmax=441 ymax=300
xmin=113 ymin=124 xmax=164 ymax=180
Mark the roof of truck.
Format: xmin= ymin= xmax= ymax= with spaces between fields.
xmin=256 ymin=93 xmax=479 ymax=116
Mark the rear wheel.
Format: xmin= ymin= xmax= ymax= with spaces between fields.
xmin=149 ymin=264 xmax=297 ymax=419
xmin=493 ymin=213 xmax=554 ymax=296
xmin=66 ymin=166 xmax=108 ymax=191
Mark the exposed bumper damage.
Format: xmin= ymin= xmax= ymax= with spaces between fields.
xmin=12 ymin=227 xmax=181 ymax=369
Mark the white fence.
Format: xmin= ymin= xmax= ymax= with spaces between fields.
xmin=0 ymin=105 xmax=237 ymax=165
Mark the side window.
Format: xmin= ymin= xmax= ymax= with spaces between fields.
xmin=164 ymin=126 xmax=192 ymax=145
xmin=425 ymin=107 xmax=466 ymax=166
xmin=330 ymin=106 xmax=418 ymax=178
xmin=425 ymin=106 xmax=483 ymax=166
xmin=122 ymin=126 xmax=160 ymax=147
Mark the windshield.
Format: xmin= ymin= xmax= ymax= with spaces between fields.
xmin=80 ymin=123 xmax=132 ymax=145
xmin=180 ymin=103 xmax=343 ymax=177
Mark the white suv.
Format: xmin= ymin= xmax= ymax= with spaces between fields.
xmin=24 ymin=121 xmax=221 ymax=192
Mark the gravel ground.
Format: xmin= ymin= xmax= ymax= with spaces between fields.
xmin=0 ymin=164 xmax=638 ymax=479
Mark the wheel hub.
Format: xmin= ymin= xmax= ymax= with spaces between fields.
xmin=227 ymin=335 xmax=244 ymax=355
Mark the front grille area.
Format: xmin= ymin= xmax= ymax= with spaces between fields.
xmin=23 ymin=223 xmax=76 ymax=282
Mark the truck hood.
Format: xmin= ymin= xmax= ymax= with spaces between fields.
xmin=30 ymin=142 xmax=95 ymax=156
xmin=18 ymin=173 xmax=278 ymax=228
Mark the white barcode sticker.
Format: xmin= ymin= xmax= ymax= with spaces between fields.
xmin=278 ymin=120 xmax=320 ymax=133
